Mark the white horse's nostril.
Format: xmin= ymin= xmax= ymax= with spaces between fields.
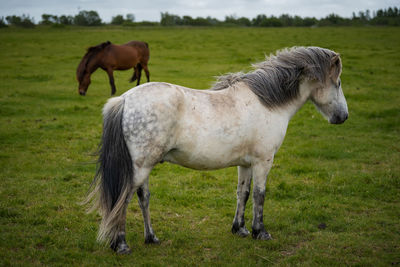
xmin=330 ymin=113 xmax=348 ymax=124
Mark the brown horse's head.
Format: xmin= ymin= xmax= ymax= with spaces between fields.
xmin=77 ymin=72 xmax=91 ymax=96
xmin=76 ymin=41 xmax=111 ymax=96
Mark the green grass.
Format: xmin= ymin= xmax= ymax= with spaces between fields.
xmin=0 ymin=26 xmax=399 ymax=266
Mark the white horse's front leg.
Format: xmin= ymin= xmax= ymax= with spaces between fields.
xmin=232 ymin=166 xmax=252 ymax=237
xmin=251 ymin=161 xmax=273 ymax=240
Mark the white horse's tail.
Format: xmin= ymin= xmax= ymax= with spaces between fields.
xmin=86 ymin=96 xmax=133 ymax=244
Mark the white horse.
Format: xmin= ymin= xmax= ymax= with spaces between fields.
xmin=86 ymin=46 xmax=348 ymax=254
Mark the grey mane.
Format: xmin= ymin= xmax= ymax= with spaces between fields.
xmin=212 ymin=46 xmax=338 ymax=108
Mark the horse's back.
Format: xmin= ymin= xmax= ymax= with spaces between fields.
xmin=122 ymin=82 xmax=182 ymax=109
xmin=124 ymin=41 xmax=149 ymax=62
xmin=105 ymin=42 xmax=148 ymax=69
xmin=124 ymin=41 xmax=148 ymax=49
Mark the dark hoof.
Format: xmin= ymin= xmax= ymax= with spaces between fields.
xmin=116 ymin=243 xmax=131 ymax=255
xmin=145 ymin=235 xmax=160 ymax=244
xmin=232 ymin=226 xmax=250 ymax=237
xmin=252 ymin=231 xmax=272 ymax=240
xmin=110 ymin=234 xmax=131 ymax=254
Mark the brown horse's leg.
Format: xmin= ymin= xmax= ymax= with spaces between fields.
xmin=130 ymin=66 xmax=137 ymax=83
xmin=143 ymin=64 xmax=150 ymax=83
xmin=106 ymin=69 xmax=116 ymax=95
xmin=136 ymin=64 xmax=142 ymax=86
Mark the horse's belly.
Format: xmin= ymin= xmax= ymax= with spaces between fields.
xmin=163 ymin=146 xmax=250 ymax=170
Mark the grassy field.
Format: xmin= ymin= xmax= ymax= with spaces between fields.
xmin=0 ymin=26 xmax=399 ymax=266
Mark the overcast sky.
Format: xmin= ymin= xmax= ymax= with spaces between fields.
xmin=0 ymin=0 xmax=398 ymax=23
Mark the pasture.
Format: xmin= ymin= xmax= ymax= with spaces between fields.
xmin=0 ymin=26 xmax=399 ymax=266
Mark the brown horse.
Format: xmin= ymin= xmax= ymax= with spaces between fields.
xmin=76 ymin=40 xmax=150 ymax=96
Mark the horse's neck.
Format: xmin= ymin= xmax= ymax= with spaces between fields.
xmin=86 ymin=54 xmax=101 ymax=74
xmin=278 ymin=79 xmax=316 ymax=121
xmin=231 ymin=80 xmax=316 ymax=122
xmin=88 ymin=61 xmax=100 ymax=73
xmin=225 ymin=80 xmax=316 ymax=124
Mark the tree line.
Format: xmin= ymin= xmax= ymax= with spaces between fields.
xmin=160 ymin=7 xmax=400 ymax=27
xmin=1 ymin=7 xmax=399 ymax=28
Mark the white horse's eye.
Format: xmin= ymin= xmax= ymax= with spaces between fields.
xmin=338 ymin=79 xmax=341 ymax=88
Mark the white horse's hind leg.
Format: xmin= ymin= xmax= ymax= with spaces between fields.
xmin=110 ymin=205 xmax=131 ymax=254
xmin=110 ymin=165 xmax=157 ymax=253
xmin=137 ymin=177 xmax=159 ymax=244
xmin=251 ymin=162 xmax=273 ymax=240
xmin=232 ymin=166 xmax=252 ymax=237
xmin=110 ymin=191 xmax=134 ymax=254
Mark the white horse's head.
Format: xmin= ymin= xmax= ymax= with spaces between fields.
xmin=311 ymin=54 xmax=348 ymax=124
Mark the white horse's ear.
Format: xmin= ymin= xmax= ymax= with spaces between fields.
xmin=331 ymin=53 xmax=340 ymax=63
xmin=330 ymin=53 xmax=342 ymax=80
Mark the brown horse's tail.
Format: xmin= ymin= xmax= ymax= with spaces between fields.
xmin=85 ymin=96 xmax=134 ymax=244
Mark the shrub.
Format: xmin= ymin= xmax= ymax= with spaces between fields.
xmin=73 ymin=10 xmax=102 ymax=26
xmin=6 ymin=14 xmax=35 ymax=28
